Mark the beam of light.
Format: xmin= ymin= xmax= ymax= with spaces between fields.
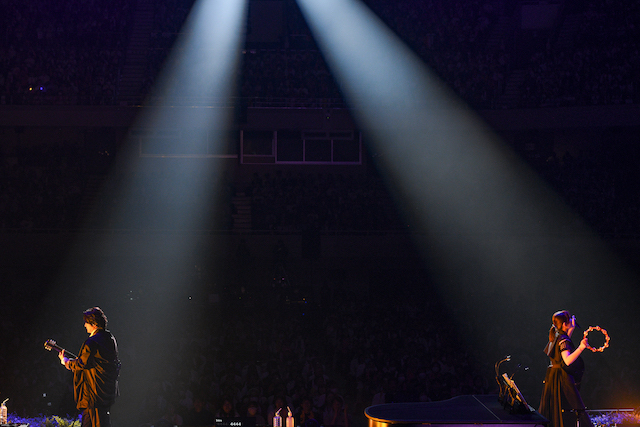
xmin=108 ymin=0 xmax=248 ymax=234
xmin=103 ymin=0 xmax=248 ymax=422
xmin=151 ymin=0 xmax=247 ymax=103
xmin=98 ymin=0 xmax=248 ymax=233
xmin=38 ymin=0 xmax=249 ymax=424
xmin=296 ymin=0 xmax=640 ymax=407
xmin=133 ymin=0 xmax=249 ymax=143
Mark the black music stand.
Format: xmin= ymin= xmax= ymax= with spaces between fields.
xmin=499 ymin=373 xmax=534 ymax=414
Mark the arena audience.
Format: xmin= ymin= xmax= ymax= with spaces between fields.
xmin=2 ymin=1 xmax=640 ymax=423
xmin=1 ymin=0 xmax=638 ymax=108
xmin=2 ymin=139 xmax=640 ymax=237
xmin=0 ymin=0 xmax=131 ymax=105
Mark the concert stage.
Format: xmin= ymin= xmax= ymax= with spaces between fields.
xmin=365 ymin=395 xmax=548 ymax=427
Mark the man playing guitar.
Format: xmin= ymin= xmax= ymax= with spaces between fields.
xmin=57 ymin=307 xmax=120 ymax=427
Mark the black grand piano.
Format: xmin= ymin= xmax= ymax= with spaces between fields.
xmin=365 ymin=395 xmax=548 ymax=427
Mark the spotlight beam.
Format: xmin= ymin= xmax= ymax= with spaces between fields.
xmin=295 ymin=0 xmax=573 ymax=275
xmin=295 ymin=0 xmax=542 ymax=236
xmin=114 ymin=0 xmax=249 ymax=230
xmin=295 ymin=0 xmax=637 ymax=402
xmin=55 ymin=0 xmax=249 ymax=424
xmin=140 ymin=0 xmax=249 ymax=128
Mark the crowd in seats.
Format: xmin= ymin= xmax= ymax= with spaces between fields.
xmin=246 ymin=171 xmax=405 ymax=232
xmin=239 ymin=50 xmax=342 ymax=107
xmin=536 ymin=147 xmax=640 ymax=237
xmin=1 ymin=140 xmax=640 ymax=237
xmin=2 ymin=0 xmax=638 ymax=108
xmin=0 ymin=0 xmax=131 ymax=105
xmin=364 ymin=0 xmax=509 ymax=109
xmin=150 ymin=0 xmax=196 ymax=51
xmin=518 ymin=0 xmax=640 ymax=107
xmin=235 ymin=0 xmax=509 ymax=108
xmin=0 ymin=141 xmax=86 ymax=229
xmin=130 ymin=290 xmax=494 ymax=427
xmin=142 ymin=0 xmax=198 ymax=98
xmin=135 ymin=0 xmax=640 ymax=109
xmin=0 ymin=144 xmax=237 ymax=231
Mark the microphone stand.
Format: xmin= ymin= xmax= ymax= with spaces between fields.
xmin=495 ymin=355 xmax=510 ymax=404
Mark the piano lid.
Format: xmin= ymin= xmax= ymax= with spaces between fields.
xmin=365 ymin=395 xmax=547 ymax=425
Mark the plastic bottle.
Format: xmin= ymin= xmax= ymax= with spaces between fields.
xmin=273 ymin=408 xmax=282 ymax=427
xmin=286 ymin=407 xmax=294 ymax=427
xmin=1 ymin=398 xmax=8 ymax=424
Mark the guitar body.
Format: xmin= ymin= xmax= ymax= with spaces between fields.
xmin=44 ymin=339 xmax=78 ymax=359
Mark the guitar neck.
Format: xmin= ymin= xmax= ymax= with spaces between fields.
xmin=45 ymin=341 xmax=78 ymax=359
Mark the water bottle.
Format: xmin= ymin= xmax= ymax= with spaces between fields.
xmin=286 ymin=407 xmax=294 ymax=427
xmin=273 ymin=408 xmax=282 ymax=427
xmin=0 ymin=398 xmax=8 ymax=424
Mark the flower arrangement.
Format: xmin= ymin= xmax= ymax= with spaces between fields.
xmin=6 ymin=414 xmax=81 ymax=427
xmin=589 ymin=410 xmax=640 ymax=427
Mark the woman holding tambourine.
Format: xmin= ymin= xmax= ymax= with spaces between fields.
xmin=538 ymin=310 xmax=609 ymax=427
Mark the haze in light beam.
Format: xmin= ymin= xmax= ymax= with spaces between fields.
xmin=49 ymin=0 xmax=250 ymax=424
xmin=296 ymin=0 xmax=639 ymax=406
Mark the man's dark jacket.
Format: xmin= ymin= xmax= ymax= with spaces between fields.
xmin=67 ymin=329 xmax=120 ymax=410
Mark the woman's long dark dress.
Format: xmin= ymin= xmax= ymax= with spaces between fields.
xmin=539 ymin=333 xmax=593 ymax=427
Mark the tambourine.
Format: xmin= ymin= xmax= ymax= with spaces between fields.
xmin=583 ymin=326 xmax=610 ymax=352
